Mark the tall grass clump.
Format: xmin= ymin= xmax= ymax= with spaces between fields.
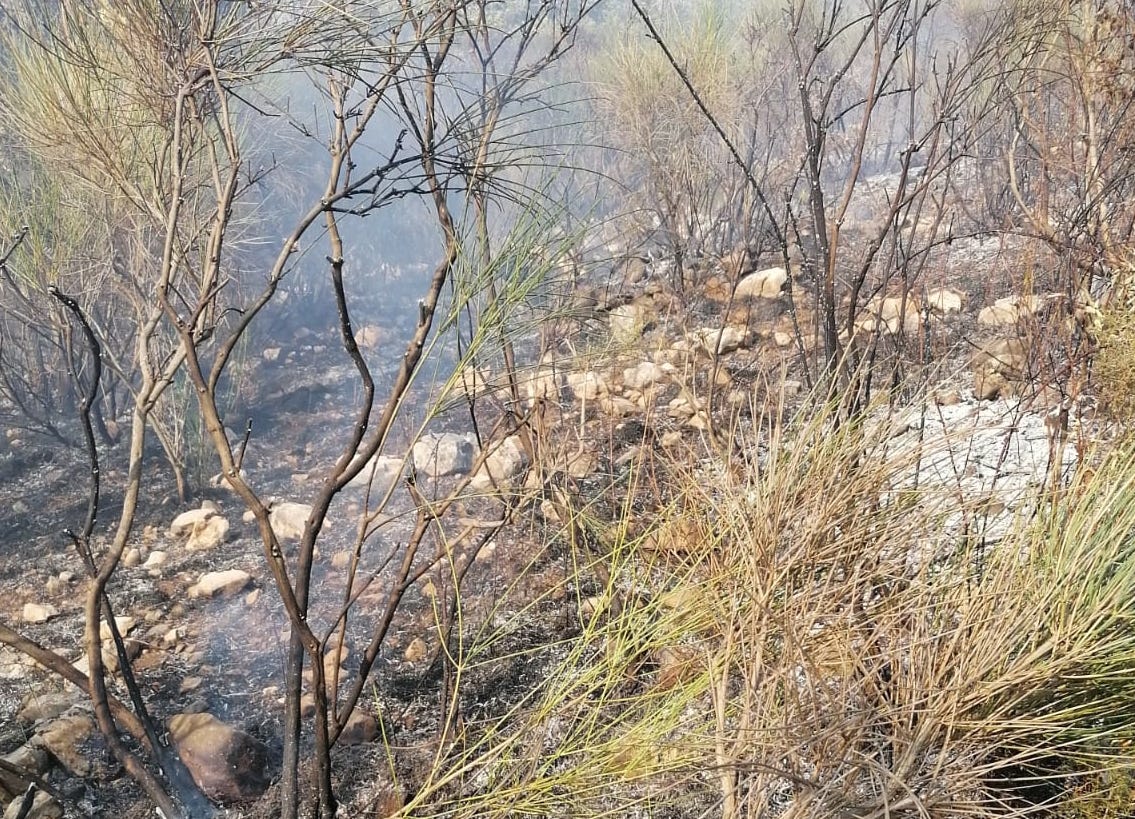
xmin=404 ymin=397 xmax=1135 ymax=818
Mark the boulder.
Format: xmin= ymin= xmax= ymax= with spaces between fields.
xmin=412 ymin=432 xmax=476 ymax=478
xmin=185 ymin=515 xmax=230 ymax=551
xmin=978 ymin=294 xmax=1045 ymax=327
xmin=972 ymin=338 xmax=1027 ymax=379
xmin=927 ymin=287 xmax=965 ymax=315
xmin=622 ymin=361 xmax=667 ymax=391
xmin=522 ymin=365 xmax=562 ymax=404
xmin=858 ymin=295 xmax=921 ymax=335
xmin=3 ymin=791 xmax=62 ymax=819
xmin=269 ymin=502 xmax=311 ymax=541
xmin=35 ymin=711 xmax=113 ymax=779
xmin=17 ymin=693 xmax=77 ymax=725
xmin=346 ymin=454 xmax=404 ymax=492
xmin=0 ymin=744 xmax=49 ymax=799
xmin=169 ymin=506 xmax=216 ymax=538
xmin=339 ymin=711 xmax=379 ymax=746
xmin=168 ymin=713 xmax=270 ymax=803
xmin=188 ymin=570 xmax=251 ymax=599
xmin=566 ymin=370 xmax=609 ymax=401
xmin=21 ymin=604 xmax=58 ymax=625
xmin=734 ymin=266 xmax=787 ymax=300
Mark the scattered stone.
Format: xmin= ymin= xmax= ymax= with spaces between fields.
xmin=522 ymin=365 xmax=562 ymax=404
xmin=339 ymin=711 xmax=379 ymax=746
xmin=99 ymin=616 xmax=136 ymax=641
xmin=693 ymin=325 xmax=747 ymax=355
xmin=660 ymin=430 xmax=683 ymax=448
xmin=470 ymin=436 xmax=528 ymax=491
xmin=412 ymin=432 xmax=477 ymax=478
xmin=122 ymin=547 xmax=142 ymax=568
xmin=974 ymin=369 xmax=1011 ymax=401
xmin=21 ymin=603 xmax=59 ymax=625
xmin=262 ymin=347 xmax=281 ymax=362
xmin=169 ymin=507 xmax=215 ymax=538
xmin=35 ymin=711 xmax=112 ymax=779
xmin=404 ymin=637 xmax=428 ymax=663
xmin=773 ymin=331 xmax=794 ymax=347
xmin=0 ymin=744 xmax=49 ymax=800
xmin=927 ymin=287 xmax=965 ymax=315
xmin=567 ymin=370 xmax=609 ymax=401
xmin=269 ymin=502 xmax=311 ymax=541
xmin=734 ymin=266 xmax=787 ymax=300
xmin=622 ymin=361 xmax=667 ymax=391
xmin=608 ymin=301 xmax=650 ymax=343
xmin=143 ymin=551 xmax=167 ymax=570
xmin=355 ymin=325 xmax=382 ymax=348
xmin=17 ymin=692 xmax=76 ymax=724
xmin=11 ymin=500 xmax=28 ymax=515
xmin=3 ymin=790 xmax=62 ymax=819
xmin=185 ymin=515 xmax=230 ymax=551
xmin=168 ymin=713 xmax=270 ymax=803
xmin=346 ymin=453 xmax=404 ymax=492
xmin=972 ymin=338 xmax=1027 ymax=378
xmin=188 ymin=570 xmax=251 ymax=599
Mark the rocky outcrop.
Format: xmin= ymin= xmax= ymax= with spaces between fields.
xmin=412 ymin=432 xmax=477 ymax=478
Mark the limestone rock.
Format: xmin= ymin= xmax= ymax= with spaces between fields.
xmin=0 ymin=744 xmax=49 ymax=799
xmin=692 ymin=326 xmax=748 ymax=355
xmin=567 ymin=370 xmax=609 ymax=401
xmin=857 ymin=295 xmax=921 ymax=335
xmin=734 ymin=266 xmax=787 ymax=300
xmin=188 ymin=569 xmax=251 ymax=599
xmin=17 ymin=693 xmax=76 ymax=724
xmin=346 ymin=453 xmax=404 ymax=492
xmin=21 ymin=604 xmax=58 ymax=625
xmin=412 ymin=432 xmax=476 ymax=478
xmin=269 ymin=502 xmax=311 ymax=541
xmin=185 ymin=515 xmax=230 ymax=550
xmin=169 ymin=506 xmax=215 ymax=538
xmin=143 ymin=551 xmax=167 ymax=569
xmin=470 ymin=436 xmax=528 ymax=491
xmin=927 ymin=287 xmax=965 ymax=315
xmin=35 ymin=711 xmax=113 ymax=779
xmin=3 ymin=790 xmax=62 ymax=819
xmin=978 ymin=294 xmax=1045 ymax=327
xmin=608 ymin=301 xmax=650 ymax=343
xmin=168 ymin=713 xmax=270 ymax=803
xmin=339 ymin=711 xmax=379 ymax=746
xmin=622 ymin=361 xmax=667 ymax=391
xmin=122 ymin=548 xmax=142 ymax=568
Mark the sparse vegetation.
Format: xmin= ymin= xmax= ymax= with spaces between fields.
xmin=0 ymin=1 xmax=1134 ymax=819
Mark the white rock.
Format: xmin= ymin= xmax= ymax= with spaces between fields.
xmin=143 ymin=551 xmax=167 ymax=569
xmin=567 ymin=371 xmax=609 ymax=401
xmin=169 ymin=508 xmax=214 ymax=538
xmin=522 ymin=366 xmax=562 ymax=404
xmin=622 ymin=361 xmax=666 ymax=391
xmin=858 ymin=295 xmax=921 ymax=335
xmin=188 ymin=570 xmax=251 ymax=599
xmin=978 ymin=294 xmax=1045 ymax=327
xmin=470 ymin=436 xmax=528 ymax=490
xmin=412 ymin=432 xmax=477 ymax=478
xmin=269 ymin=502 xmax=311 ymax=541
xmin=99 ymin=616 xmax=136 ymax=641
xmin=693 ymin=326 xmax=748 ymax=354
xmin=21 ymin=603 xmax=59 ymax=624
xmin=347 ymin=453 xmax=404 ymax=492
xmin=185 ymin=515 xmax=230 ymax=550
xmin=927 ymin=287 xmax=965 ymax=315
xmin=609 ymin=302 xmax=648 ymax=343
xmin=734 ymin=266 xmax=787 ymax=300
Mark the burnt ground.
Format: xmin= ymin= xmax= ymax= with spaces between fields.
xmin=0 ymin=226 xmax=1097 ymax=818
